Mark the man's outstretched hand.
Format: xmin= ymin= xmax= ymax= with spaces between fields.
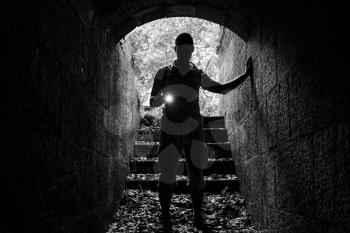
xmin=245 ymin=57 xmax=253 ymax=76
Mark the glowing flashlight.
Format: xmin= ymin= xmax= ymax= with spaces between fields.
xmin=165 ymin=94 xmax=173 ymax=103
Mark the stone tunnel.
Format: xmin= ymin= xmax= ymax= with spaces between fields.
xmin=2 ymin=0 xmax=349 ymax=232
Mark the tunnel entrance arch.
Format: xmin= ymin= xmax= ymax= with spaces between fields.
xmin=96 ymin=0 xmax=257 ymax=165
xmin=96 ymin=0 xmax=256 ymax=195
xmin=94 ymin=1 xmax=256 ymax=44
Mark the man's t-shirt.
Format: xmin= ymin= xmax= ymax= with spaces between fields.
xmin=151 ymin=62 xmax=221 ymax=159
xmin=151 ymin=62 xmax=222 ymax=123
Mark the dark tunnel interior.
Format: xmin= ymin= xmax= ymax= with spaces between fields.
xmin=2 ymin=0 xmax=350 ymax=232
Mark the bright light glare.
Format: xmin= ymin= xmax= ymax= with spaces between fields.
xmin=165 ymin=94 xmax=173 ymax=103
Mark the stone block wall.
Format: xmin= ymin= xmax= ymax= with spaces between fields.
xmin=2 ymin=0 xmax=139 ymax=232
xmin=218 ymin=1 xmax=350 ymax=232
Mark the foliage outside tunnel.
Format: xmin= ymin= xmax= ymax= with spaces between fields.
xmin=127 ymin=17 xmax=224 ymax=121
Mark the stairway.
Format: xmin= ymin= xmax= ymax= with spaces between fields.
xmin=126 ymin=116 xmax=239 ymax=193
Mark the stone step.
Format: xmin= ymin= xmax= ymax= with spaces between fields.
xmin=137 ymin=127 xmax=228 ymax=143
xmin=126 ymin=174 xmax=239 ymax=193
xmin=152 ymin=116 xmax=225 ymax=128
xmin=129 ymin=158 xmax=236 ymax=175
xmin=203 ymin=116 xmax=225 ymax=128
xmin=134 ymin=142 xmax=232 ymax=159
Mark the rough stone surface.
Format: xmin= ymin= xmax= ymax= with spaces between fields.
xmin=2 ymin=1 xmax=139 ymax=232
xmin=217 ymin=1 xmax=350 ymax=232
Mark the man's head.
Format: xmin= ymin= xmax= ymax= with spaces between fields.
xmin=174 ymin=33 xmax=194 ymax=61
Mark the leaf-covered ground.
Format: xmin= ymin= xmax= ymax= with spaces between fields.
xmin=127 ymin=174 xmax=238 ymax=181
xmin=106 ymin=188 xmax=257 ymax=233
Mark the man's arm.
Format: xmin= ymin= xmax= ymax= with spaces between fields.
xmin=201 ymin=72 xmax=249 ymax=94
xmin=149 ymin=68 xmax=167 ymax=107
xmin=201 ymin=57 xmax=253 ymax=94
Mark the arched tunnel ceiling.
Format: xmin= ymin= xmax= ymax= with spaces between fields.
xmin=90 ymin=0 xmax=258 ymax=43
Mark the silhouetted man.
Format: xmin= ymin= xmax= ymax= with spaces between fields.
xmin=150 ymin=32 xmax=252 ymax=232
